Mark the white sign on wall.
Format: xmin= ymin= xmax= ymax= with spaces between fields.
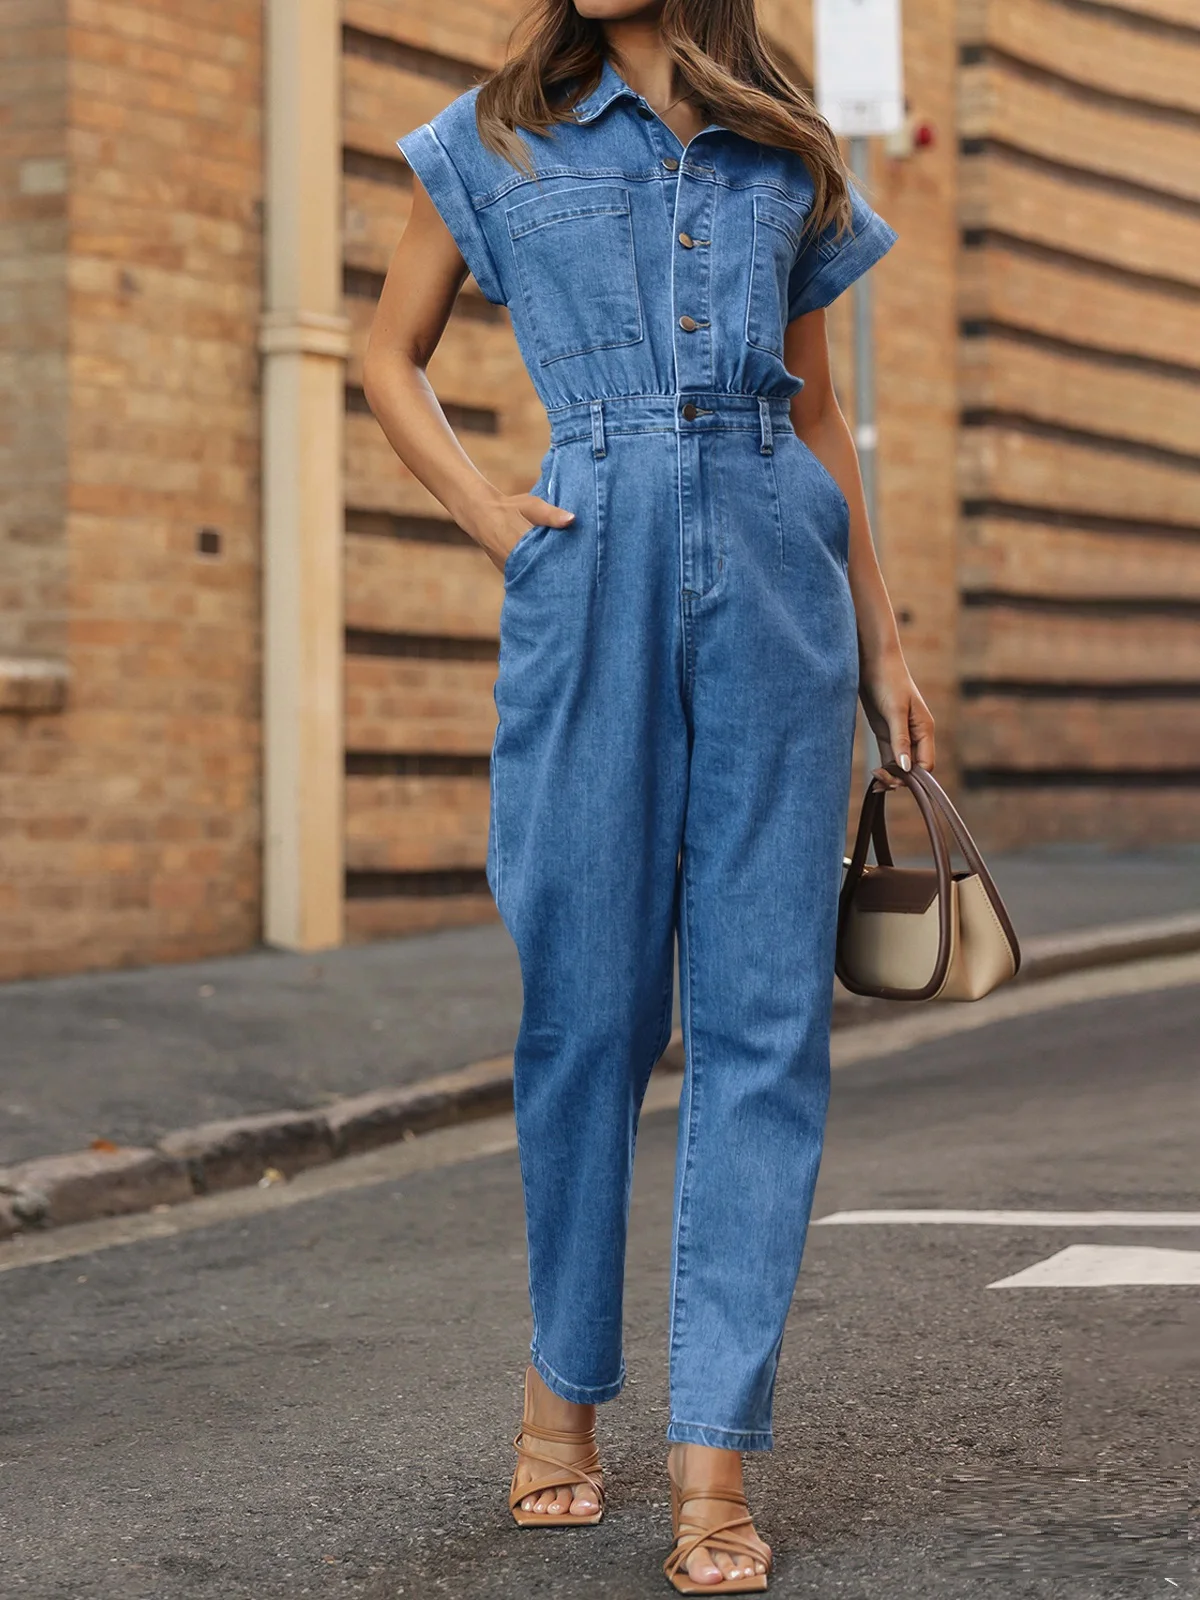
xmin=814 ymin=0 xmax=905 ymax=137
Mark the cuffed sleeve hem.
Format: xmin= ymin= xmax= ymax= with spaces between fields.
xmin=395 ymin=122 xmax=506 ymax=305
xmin=787 ymin=211 xmax=898 ymax=321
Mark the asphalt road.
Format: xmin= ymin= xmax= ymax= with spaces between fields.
xmin=4 ymin=845 xmax=1198 ymax=1166
xmin=1 ymin=971 xmax=1197 ymax=1598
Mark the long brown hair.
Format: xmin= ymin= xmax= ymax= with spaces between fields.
xmin=476 ymin=0 xmax=852 ymax=237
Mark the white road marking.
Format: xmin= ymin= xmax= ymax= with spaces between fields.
xmin=815 ymin=1210 xmax=1200 ymax=1228
xmin=989 ymin=1244 xmax=1200 ymax=1287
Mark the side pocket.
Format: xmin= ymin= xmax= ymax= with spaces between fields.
xmin=798 ymin=438 xmax=851 ymax=566
xmin=503 ymin=454 xmax=558 ymax=589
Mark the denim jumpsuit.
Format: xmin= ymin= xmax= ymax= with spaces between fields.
xmin=398 ymin=56 xmax=897 ymax=1451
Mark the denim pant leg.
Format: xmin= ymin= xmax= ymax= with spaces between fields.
xmin=666 ymin=429 xmax=860 ymax=1450
xmin=490 ymin=432 xmax=688 ymax=1404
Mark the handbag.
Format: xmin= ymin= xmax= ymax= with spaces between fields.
xmin=836 ymin=761 xmax=1021 ymax=1002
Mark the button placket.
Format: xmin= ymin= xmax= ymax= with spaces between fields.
xmin=671 ymin=162 xmax=717 ymax=393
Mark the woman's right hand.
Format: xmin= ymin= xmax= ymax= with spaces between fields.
xmin=464 ymin=491 xmax=575 ymax=575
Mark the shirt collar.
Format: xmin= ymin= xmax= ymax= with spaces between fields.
xmin=567 ymin=54 xmax=728 ymax=136
xmin=568 ymin=55 xmax=641 ymax=124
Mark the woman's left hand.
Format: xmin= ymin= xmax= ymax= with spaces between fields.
xmin=859 ymin=653 xmax=936 ymax=787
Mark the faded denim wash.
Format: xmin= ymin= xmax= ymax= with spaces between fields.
xmin=398 ymin=54 xmax=897 ymax=1450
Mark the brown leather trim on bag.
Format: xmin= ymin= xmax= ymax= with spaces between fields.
xmin=853 ymin=865 xmax=939 ymax=914
xmin=836 ymin=764 xmax=956 ymax=1001
xmin=905 ymin=765 xmax=1022 ymax=975
xmin=836 ymin=762 xmax=1022 ymax=1000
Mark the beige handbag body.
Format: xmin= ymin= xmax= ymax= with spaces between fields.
xmin=836 ymin=761 xmax=1021 ymax=1002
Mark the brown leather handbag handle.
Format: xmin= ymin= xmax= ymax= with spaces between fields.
xmin=836 ymin=762 xmax=1021 ymax=1000
xmin=904 ymin=764 xmax=1021 ymax=971
xmin=836 ymin=762 xmax=955 ymax=1000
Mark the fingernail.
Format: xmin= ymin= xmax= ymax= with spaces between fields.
xmin=899 ymin=753 xmax=911 ymax=771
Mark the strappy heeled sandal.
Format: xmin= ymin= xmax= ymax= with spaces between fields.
xmin=664 ymin=1458 xmax=772 ymax=1594
xmin=508 ymin=1367 xmax=605 ymax=1528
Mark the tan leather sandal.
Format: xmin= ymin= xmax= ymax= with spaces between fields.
xmin=508 ymin=1367 xmax=605 ymax=1528
xmin=664 ymin=1458 xmax=772 ymax=1594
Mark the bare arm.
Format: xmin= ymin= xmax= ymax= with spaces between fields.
xmin=784 ymin=308 xmax=936 ymax=778
xmin=361 ymin=175 xmax=574 ymax=572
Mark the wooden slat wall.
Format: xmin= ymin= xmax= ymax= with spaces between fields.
xmin=959 ymin=63 xmax=1200 ymax=205
xmin=957 ymin=0 xmax=1200 ymax=846
xmin=958 ymin=0 xmax=1200 ymax=114
xmin=339 ymin=6 xmax=534 ymax=939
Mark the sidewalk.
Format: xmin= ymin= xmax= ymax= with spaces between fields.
xmin=2 ymin=846 xmax=1198 ymax=1171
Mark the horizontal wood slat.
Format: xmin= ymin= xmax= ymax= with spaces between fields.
xmin=961 ymin=606 xmax=1200 ymax=684
xmin=345 ymin=174 xmax=409 ymax=277
xmin=961 ymin=517 xmax=1200 ymax=601
xmin=1100 ymin=0 xmax=1200 ymax=30
xmin=345 ymin=655 xmax=497 ymax=755
xmin=959 ymin=337 xmax=1200 ymax=456
xmin=959 ymin=246 xmax=1200 ymax=369
xmin=345 ymin=774 xmax=490 ymax=871
xmin=346 ymin=412 xmax=546 ymax=517
xmin=958 ymin=694 xmax=1200 ymax=769
xmin=345 ymin=530 xmax=502 ymax=638
xmin=960 ymin=153 xmax=1200 ymax=289
xmin=1100 ymin=0 xmax=1200 ymax=29
xmin=345 ymin=295 xmax=519 ymax=395
xmin=342 ymin=3 xmax=511 ymax=70
xmin=958 ymin=0 xmax=1200 ymax=115
xmin=959 ymin=427 xmax=1200 ymax=527
xmin=959 ymin=61 xmax=1200 ymax=204
xmin=960 ymin=787 xmax=1200 ymax=849
xmin=344 ymin=55 xmax=455 ymax=163
xmin=345 ymin=893 xmax=499 ymax=942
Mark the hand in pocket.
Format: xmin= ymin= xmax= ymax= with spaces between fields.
xmin=466 ymin=490 xmax=575 ymax=574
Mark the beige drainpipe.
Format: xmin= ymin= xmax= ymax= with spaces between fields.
xmin=259 ymin=0 xmax=350 ymax=950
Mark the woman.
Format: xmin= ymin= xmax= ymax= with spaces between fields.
xmin=365 ymin=0 xmax=935 ymax=1589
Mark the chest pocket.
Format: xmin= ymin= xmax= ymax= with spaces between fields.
xmin=744 ymin=193 xmax=809 ymax=357
xmin=506 ymin=183 xmax=644 ymax=366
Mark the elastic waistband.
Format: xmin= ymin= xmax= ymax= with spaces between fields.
xmin=546 ymin=393 xmax=796 ymax=455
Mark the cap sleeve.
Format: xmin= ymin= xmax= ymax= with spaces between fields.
xmin=396 ymin=101 xmax=506 ymax=307
xmin=786 ymin=182 xmax=897 ymax=322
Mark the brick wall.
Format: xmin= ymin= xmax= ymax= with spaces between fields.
xmin=0 ymin=1 xmax=263 ymax=978
xmin=0 ymin=0 xmax=68 ymax=671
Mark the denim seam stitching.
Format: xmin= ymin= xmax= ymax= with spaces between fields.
xmin=669 ymin=1420 xmax=774 ymax=1438
xmin=474 ymin=170 xmax=816 ymax=209
xmin=768 ymin=447 xmax=785 ymax=573
xmin=667 ymin=840 xmax=701 ymax=1424
xmin=545 ymin=391 xmax=796 ymax=410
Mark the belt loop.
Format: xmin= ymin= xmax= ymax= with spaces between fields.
xmin=758 ymin=397 xmax=773 ymax=455
xmin=591 ymin=400 xmax=606 ymax=459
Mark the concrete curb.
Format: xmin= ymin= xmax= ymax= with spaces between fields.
xmin=2 ymin=914 xmax=1197 ymax=1241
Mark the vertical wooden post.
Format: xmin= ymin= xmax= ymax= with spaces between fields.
xmin=260 ymin=0 xmax=349 ymax=949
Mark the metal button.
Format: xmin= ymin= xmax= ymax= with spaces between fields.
xmin=678 ymin=314 xmax=698 ymax=332
xmin=637 ymin=104 xmax=654 ymax=119
xmin=678 ymin=232 xmax=694 ymax=248
xmin=661 ymin=156 xmax=680 ymax=171
xmin=682 ymin=402 xmax=699 ymax=420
